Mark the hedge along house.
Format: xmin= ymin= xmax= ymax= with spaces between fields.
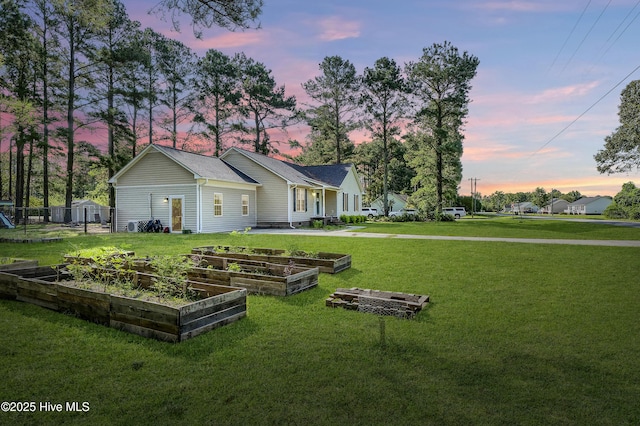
xmin=221 ymin=147 xmax=363 ymax=228
xmin=108 ymin=144 xmax=260 ymax=233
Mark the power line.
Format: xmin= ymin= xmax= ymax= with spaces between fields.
xmin=561 ymin=0 xmax=613 ymax=73
xmin=589 ymin=3 xmax=640 ymax=72
xmin=549 ymin=0 xmax=592 ymax=72
xmin=529 ymin=63 xmax=640 ymax=157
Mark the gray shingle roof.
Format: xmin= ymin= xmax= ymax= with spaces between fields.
xmin=153 ymin=144 xmax=259 ymax=185
xmin=567 ymin=196 xmax=609 ymax=206
xmin=291 ymin=163 xmax=351 ymax=187
xmin=223 ymin=147 xmax=332 ymax=187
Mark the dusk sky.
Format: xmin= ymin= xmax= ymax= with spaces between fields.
xmin=127 ymin=0 xmax=640 ymax=197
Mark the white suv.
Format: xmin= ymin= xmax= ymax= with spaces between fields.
xmin=442 ymin=207 xmax=466 ymax=218
xmin=361 ymin=207 xmax=379 ymax=218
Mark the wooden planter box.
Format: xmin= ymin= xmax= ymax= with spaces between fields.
xmin=129 ymin=255 xmax=319 ymax=297
xmin=0 ymin=265 xmax=67 ymax=300
xmin=188 ymin=255 xmax=318 ymax=296
xmin=192 ymin=245 xmax=351 ymax=274
xmin=0 ymin=258 xmax=38 ymax=271
xmin=0 ymin=265 xmax=246 ymax=342
xmin=326 ymin=287 xmax=430 ymax=319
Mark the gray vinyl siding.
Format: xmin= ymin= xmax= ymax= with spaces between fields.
xmin=117 ymin=151 xmax=194 ymax=186
xmin=223 ymin=151 xmax=290 ymax=222
xmin=200 ymin=186 xmax=256 ymax=232
xmin=114 ymin=184 xmax=197 ymax=232
xmin=339 ymin=168 xmax=363 ymax=215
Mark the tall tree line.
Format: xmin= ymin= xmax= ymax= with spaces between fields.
xmin=295 ymin=43 xmax=479 ymax=216
xmin=1 ymin=0 xmax=479 ymax=220
xmin=0 ymin=0 xmax=282 ymax=221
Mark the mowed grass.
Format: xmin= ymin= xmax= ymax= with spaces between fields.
xmin=358 ymin=215 xmax=640 ymax=240
xmin=0 ymin=223 xmax=639 ymax=425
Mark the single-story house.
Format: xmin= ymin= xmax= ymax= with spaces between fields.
xmin=51 ymin=200 xmax=110 ymax=223
xmin=539 ymin=198 xmax=569 ymax=214
xmin=370 ymin=192 xmax=409 ymax=215
xmin=565 ymin=196 xmax=612 ymax=215
xmin=109 ymin=144 xmax=363 ymax=233
xmin=505 ymin=202 xmax=539 ymax=214
xmin=221 ymin=147 xmax=363 ymax=227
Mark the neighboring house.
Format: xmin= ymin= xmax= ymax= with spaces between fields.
xmin=370 ymin=192 xmax=409 ymax=215
xmin=109 ymin=144 xmax=260 ymax=233
xmin=508 ymin=202 xmax=539 ymax=214
xmin=221 ymin=147 xmax=363 ymax=228
xmin=539 ymin=198 xmax=569 ymax=214
xmin=565 ymin=196 xmax=612 ymax=215
xmin=51 ymin=200 xmax=110 ymax=223
xmin=109 ymin=144 xmax=363 ymax=233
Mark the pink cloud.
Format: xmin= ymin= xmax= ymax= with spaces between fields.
xmin=474 ymin=1 xmax=559 ymax=12
xmin=317 ymin=17 xmax=361 ymax=41
xmin=526 ymin=81 xmax=600 ymax=104
xmin=188 ymin=32 xmax=266 ymax=50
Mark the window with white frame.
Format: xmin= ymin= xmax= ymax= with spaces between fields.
xmin=241 ymin=194 xmax=249 ymax=216
xmin=294 ymin=188 xmax=307 ymax=212
xmin=214 ymin=193 xmax=223 ymax=216
xmin=343 ymin=193 xmax=349 ymax=211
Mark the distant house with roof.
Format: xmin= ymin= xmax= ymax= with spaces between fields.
xmin=109 ymin=144 xmax=363 ymax=233
xmin=565 ymin=196 xmax=612 ymax=215
xmin=539 ymin=198 xmax=569 ymax=215
xmin=370 ymin=192 xmax=410 ymax=215
xmin=505 ymin=202 xmax=539 ymax=214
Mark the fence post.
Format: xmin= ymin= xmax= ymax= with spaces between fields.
xmin=84 ymin=207 xmax=87 ymax=234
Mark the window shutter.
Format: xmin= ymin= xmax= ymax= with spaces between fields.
xmin=293 ymin=188 xmax=296 ymax=212
xmin=304 ymin=189 xmax=308 ymax=211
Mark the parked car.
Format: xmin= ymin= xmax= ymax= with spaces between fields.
xmin=361 ymin=207 xmax=379 ymax=219
xmin=442 ymin=207 xmax=466 ymax=219
xmin=389 ymin=209 xmax=416 ymax=217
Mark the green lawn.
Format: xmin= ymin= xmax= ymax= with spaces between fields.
xmin=0 ymin=222 xmax=639 ymax=425
xmin=359 ymin=215 xmax=640 ymax=240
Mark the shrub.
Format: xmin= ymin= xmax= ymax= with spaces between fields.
xmin=603 ymin=203 xmax=628 ymax=219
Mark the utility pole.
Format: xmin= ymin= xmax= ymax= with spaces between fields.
xmin=468 ymin=178 xmax=480 ymax=218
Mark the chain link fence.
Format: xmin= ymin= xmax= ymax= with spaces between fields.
xmin=0 ymin=206 xmax=116 ymax=234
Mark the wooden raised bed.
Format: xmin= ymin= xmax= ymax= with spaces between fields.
xmin=192 ymin=245 xmax=351 ymax=274
xmin=0 ymin=258 xmax=39 ymax=272
xmin=326 ymin=288 xmax=430 ymax=319
xmin=0 ymin=265 xmax=247 ymax=342
xmin=131 ymin=255 xmax=319 ymax=297
xmin=0 ymin=265 xmax=67 ymax=301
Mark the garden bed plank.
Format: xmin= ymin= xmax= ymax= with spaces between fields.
xmin=57 ymin=284 xmax=111 ymax=325
xmin=16 ymin=278 xmax=58 ymax=310
xmin=192 ymin=246 xmax=351 ymax=274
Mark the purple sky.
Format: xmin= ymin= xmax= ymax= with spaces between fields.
xmin=127 ymin=0 xmax=640 ymax=197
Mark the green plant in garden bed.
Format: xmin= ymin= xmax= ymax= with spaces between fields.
xmin=64 ymin=247 xmax=198 ymax=304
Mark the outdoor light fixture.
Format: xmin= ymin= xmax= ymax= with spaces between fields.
xmin=163 ymin=197 xmax=169 ymax=203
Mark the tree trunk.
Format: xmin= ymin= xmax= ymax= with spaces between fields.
xmin=64 ymin=29 xmax=76 ymax=223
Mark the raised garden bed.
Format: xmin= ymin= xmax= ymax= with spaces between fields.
xmin=129 ymin=255 xmax=319 ymax=297
xmin=0 ymin=265 xmax=247 ymax=342
xmin=192 ymin=245 xmax=351 ymax=274
xmin=0 ymin=264 xmax=67 ymax=301
xmin=326 ymin=287 xmax=430 ymax=319
xmin=0 ymin=258 xmax=39 ymax=271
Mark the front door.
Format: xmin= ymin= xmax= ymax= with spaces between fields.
xmin=315 ymin=191 xmax=322 ymax=215
xmin=170 ymin=196 xmax=183 ymax=232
